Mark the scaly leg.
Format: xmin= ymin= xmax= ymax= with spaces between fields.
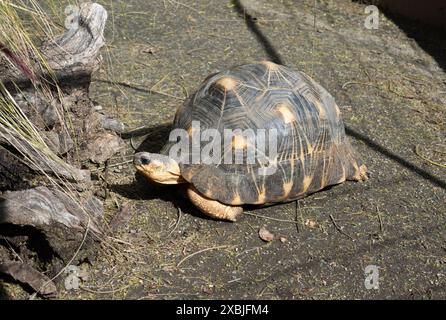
xmin=187 ymin=186 xmax=243 ymax=222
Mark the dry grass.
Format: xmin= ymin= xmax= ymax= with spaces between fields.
xmin=0 ymin=0 xmax=124 ymax=298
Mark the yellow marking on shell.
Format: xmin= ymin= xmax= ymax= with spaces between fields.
xmin=306 ymin=143 xmax=315 ymax=154
xmin=232 ymin=135 xmax=248 ymax=149
xmin=276 ymin=103 xmax=296 ymax=124
xmin=296 ymin=131 xmax=305 ymax=165
xmin=216 ymin=76 xmax=238 ymax=91
xmin=313 ymin=99 xmax=327 ymax=119
xmin=289 ymin=155 xmax=295 ymax=173
xmin=334 ymin=104 xmax=341 ymax=117
xmin=256 ymin=189 xmax=268 ymax=204
xmin=338 ymin=165 xmax=346 ymax=183
xmin=319 ymin=156 xmax=327 ymax=188
xmin=320 ymin=174 xmax=327 ymax=189
xmin=261 ymin=60 xmax=279 ymax=71
xmin=231 ymin=194 xmax=243 ymax=205
xmin=307 ymin=95 xmax=326 ymax=120
xmin=302 ymin=175 xmax=313 ymax=193
xmin=281 ymin=181 xmax=293 ymax=200
xmin=302 ymin=129 xmax=315 ymax=155
xmin=255 ymin=89 xmax=268 ymax=102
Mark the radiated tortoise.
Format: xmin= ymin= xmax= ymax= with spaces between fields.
xmin=134 ymin=61 xmax=368 ymax=221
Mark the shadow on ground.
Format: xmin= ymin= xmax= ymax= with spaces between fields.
xmin=112 ymin=123 xmax=215 ymax=220
xmin=374 ymin=4 xmax=446 ymax=74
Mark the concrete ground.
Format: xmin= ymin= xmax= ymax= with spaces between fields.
xmin=58 ymin=0 xmax=445 ymax=299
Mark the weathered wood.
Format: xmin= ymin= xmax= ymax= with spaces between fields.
xmin=0 ymin=261 xmax=57 ymax=298
xmin=0 ymin=187 xmax=103 ymax=266
xmin=0 ymin=2 xmax=122 ymax=182
xmin=41 ymin=3 xmax=108 ymax=74
xmin=1 ymin=3 xmax=108 ymax=87
xmin=0 ymin=3 xmax=116 ymax=293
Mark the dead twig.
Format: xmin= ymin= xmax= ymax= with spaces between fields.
xmin=168 ymin=0 xmax=202 ymax=15
xmin=96 ymin=79 xmax=184 ymax=100
xmin=376 ymin=206 xmax=385 ymax=235
xmin=415 ymin=145 xmax=446 ymax=168
xmin=80 ymin=284 xmax=131 ymax=294
xmin=245 ymin=212 xmax=299 ymax=224
xmin=138 ymin=292 xmax=200 ymax=299
xmin=329 ymin=214 xmax=354 ymax=240
xmin=91 ymin=159 xmax=133 ymax=173
xmin=2 ymin=236 xmax=23 ymax=262
xmin=341 ymin=81 xmax=379 ymax=90
xmin=386 ymin=81 xmax=416 ymax=99
xmin=177 ymin=245 xmax=232 ymax=268
xmin=167 ymin=207 xmax=182 ymax=237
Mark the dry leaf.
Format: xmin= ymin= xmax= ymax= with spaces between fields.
xmin=259 ymin=227 xmax=274 ymax=242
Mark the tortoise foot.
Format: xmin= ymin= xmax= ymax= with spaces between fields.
xmin=352 ymin=164 xmax=369 ymax=182
xmin=187 ymin=186 xmax=243 ymax=222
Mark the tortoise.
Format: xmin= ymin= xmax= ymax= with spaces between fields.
xmin=134 ymin=61 xmax=367 ymax=221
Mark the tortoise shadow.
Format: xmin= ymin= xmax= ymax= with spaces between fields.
xmin=110 ymin=174 xmax=215 ymax=221
xmin=113 ymin=176 xmax=330 ymax=221
xmin=112 ymin=123 xmax=215 ymax=220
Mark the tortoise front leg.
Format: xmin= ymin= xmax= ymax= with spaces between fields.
xmin=186 ymin=186 xmax=243 ymax=222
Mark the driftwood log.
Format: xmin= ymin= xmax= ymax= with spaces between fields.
xmin=0 ymin=3 xmax=122 ymax=297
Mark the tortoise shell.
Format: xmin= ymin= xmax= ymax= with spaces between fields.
xmin=161 ymin=61 xmax=366 ymax=205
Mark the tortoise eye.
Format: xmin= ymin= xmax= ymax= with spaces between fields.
xmin=140 ymin=158 xmax=151 ymax=165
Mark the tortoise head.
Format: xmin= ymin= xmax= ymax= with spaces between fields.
xmin=133 ymin=152 xmax=185 ymax=184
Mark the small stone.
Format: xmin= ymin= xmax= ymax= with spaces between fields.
xmin=101 ymin=117 xmax=125 ymax=133
xmin=41 ymin=131 xmax=60 ymax=154
xmin=259 ymin=227 xmax=274 ymax=242
xmin=305 ymin=219 xmax=318 ymax=228
xmin=64 ymin=265 xmax=80 ymax=291
xmin=279 ymin=237 xmax=287 ymax=243
xmin=77 ymin=268 xmax=89 ymax=282
xmin=162 ymin=265 xmax=175 ymax=273
xmin=58 ymin=131 xmax=74 ymax=154
xmin=42 ymin=131 xmax=74 ymax=155
xmin=83 ymin=112 xmax=104 ymax=133
xmin=202 ymin=286 xmax=213 ymax=295
xmin=80 ymin=132 xmax=122 ymax=164
xmin=39 ymin=100 xmax=60 ymax=127
xmin=141 ymin=47 xmax=156 ymax=55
